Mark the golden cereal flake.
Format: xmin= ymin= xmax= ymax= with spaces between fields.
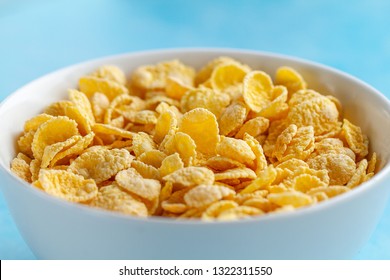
xmin=138 ymin=149 xmax=166 ymax=168
xmin=162 ymin=132 xmax=197 ymax=166
xmin=90 ymin=92 xmax=110 ymax=123
xmin=340 ymin=119 xmax=369 ymax=159
xmin=11 ymin=157 xmax=32 ymax=182
xmin=235 ymin=117 xmax=269 ymax=139
xmin=206 ymin=156 xmax=245 ymax=171
xmin=243 ymin=70 xmax=274 ymax=112
xmin=181 ymin=88 xmax=230 ymax=118
xmin=275 ymin=66 xmax=307 ymax=96
xmin=184 ymin=184 xmax=235 ymax=208
xmin=44 ymin=101 xmax=73 ymax=116
xmin=90 ymin=184 xmax=148 ymax=217
xmin=68 ymin=148 xmax=133 ymax=183
xmin=178 ymin=108 xmax=219 ymax=156
xmin=41 ymin=135 xmax=82 ymax=168
xmin=307 ymin=153 xmax=355 ymax=185
xmin=216 ymin=136 xmax=255 ymax=165
xmin=163 ymin=166 xmax=214 ymax=189
xmin=218 ymin=102 xmax=247 ymax=136
xmin=79 ymin=76 xmax=128 ymax=100
xmin=214 ymin=167 xmax=257 ymax=181
xmin=91 ymin=65 xmax=127 ymax=85
xmin=211 ymin=62 xmax=249 ymax=91
xmin=268 ymin=191 xmax=313 ymax=208
xmin=201 ymin=200 xmax=239 ymax=220
xmin=116 ymin=168 xmax=161 ymax=201
xmin=159 ymin=153 xmax=184 ymax=177
xmin=31 ymin=116 xmax=79 ymax=161
xmin=39 ymin=169 xmax=97 ymax=203
xmin=23 ymin=114 xmax=56 ymax=132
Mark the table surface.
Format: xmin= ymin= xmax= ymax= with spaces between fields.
xmin=1 ymin=0 xmax=390 ymax=260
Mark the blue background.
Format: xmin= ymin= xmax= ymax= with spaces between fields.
xmin=0 ymin=0 xmax=389 ymax=259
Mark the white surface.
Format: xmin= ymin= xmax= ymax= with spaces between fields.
xmin=0 ymin=49 xmax=390 ymax=259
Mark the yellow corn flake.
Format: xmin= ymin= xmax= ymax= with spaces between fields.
xmin=268 ymin=191 xmax=313 ymax=208
xmin=138 ymin=149 xmax=166 ymax=168
xmin=69 ymin=89 xmax=95 ymax=125
xmin=166 ymin=76 xmax=192 ymax=100
xmin=367 ymin=152 xmax=377 ymax=174
xmin=206 ymin=156 xmax=245 ymax=171
xmin=242 ymin=197 xmax=277 ymax=213
xmin=184 ymin=184 xmax=235 ymax=208
xmin=289 ymin=174 xmax=327 ymax=193
xmin=145 ymin=95 xmax=180 ymax=110
xmin=133 ymin=110 xmax=158 ymax=125
xmin=64 ymin=104 xmax=92 ymax=135
xmin=211 ymin=62 xmax=249 ymax=91
xmin=201 ymin=200 xmax=239 ymax=220
xmin=41 ymin=135 xmax=82 ymax=168
xmin=16 ymin=152 xmax=32 ymax=164
xmin=130 ymin=60 xmax=195 ymax=93
xmin=68 ymin=148 xmax=133 ymax=183
xmin=131 ymin=160 xmax=161 ymax=180
xmin=11 ymin=157 xmax=32 ymax=182
xmin=347 ymin=159 xmax=368 ymax=188
xmin=29 ymin=159 xmax=41 ymax=182
xmin=132 ymin=132 xmax=156 ymax=157
xmin=39 ymin=169 xmax=97 ymax=202
xmin=24 ymin=114 xmax=56 ymax=132
xmin=79 ymin=76 xmax=128 ymax=100
xmin=92 ymin=123 xmax=134 ymax=139
xmin=275 ymin=66 xmax=307 ymax=96
xmin=235 ymin=117 xmax=269 ymax=139
xmin=50 ymin=132 xmax=94 ymax=166
xmin=195 ymin=57 xmax=241 ymax=86
xmin=178 ymin=108 xmax=219 ymax=156
xmin=17 ymin=130 xmax=35 ymax=158
xmin=159 ymin=153 xmax=184 ymax=177
xmin=44 ymin=101 xmax=73 ymax=116
xmin=243 ymin=133 xmax=267 ymax=175
xmin=277 ymin=158 xmax=309 ymax=172
xmin=161 ymin=187 xmax=192 ymax=214
xmin=307 ymin=153 xmax=355 ymax=185
xmin=91 ymin=65 xmax=126 ymax=85
xmin=243 ymin=70 xmax=274 ymax=112
xmin=214 ymin=167 xmax=256 ymax=181
xmin=163 ymin=166 xmax=214 ymax=190
xmin=340 ymin=119 xmax=369 ymax=159
xmin=116 ymin=168 xmax=161 ymax=201
xmin=90 ymin=92 xmax=110 ymax=123
xmin=273 ymin=125 xmax=315 ymax=162
xmin=217 ymin=205 xmax=263 ymax=220
xmin=154 ymin=109 xmax=177 ymax=144
xmin=90 ymin=184 xmax=148 ymax=217
xmin=287 ymin=90 xmax=340 ymax=136
xmin=218 ymin=102 xmax=248 ymax=136
xmin=162 ymin=132 xmax=196 ymax=166
xmin=307 ymin=185 xmax=350 ymax=198
xmin=216 ymin=136 xmax=255 ymax=165
xmin=181 ymin=88 xmax=230 ymax=118
xmin=240 ymin=166 xmax=277 ymax=194
xmin=32 ymin=116 xmax=79 ymax=161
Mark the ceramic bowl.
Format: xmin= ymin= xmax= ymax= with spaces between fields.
xmin=1 ymin=48 xmax=390 ymax=259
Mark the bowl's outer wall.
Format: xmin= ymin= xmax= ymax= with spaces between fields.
xmin=1 ymin=49 xmax=390 ymax=259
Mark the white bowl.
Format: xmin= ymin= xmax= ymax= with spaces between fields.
xmin=1 ymin=48 xmax=390 ymax=260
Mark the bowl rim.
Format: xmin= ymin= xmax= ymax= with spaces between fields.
xmin=1 ymin=47 xmax=390 ymax=226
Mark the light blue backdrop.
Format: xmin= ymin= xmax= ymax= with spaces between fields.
xmin=0 ymin=0 xmax=389 ymax=259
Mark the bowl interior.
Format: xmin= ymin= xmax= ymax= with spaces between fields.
xmin=1 ymin=48 xmax=390 ymax=187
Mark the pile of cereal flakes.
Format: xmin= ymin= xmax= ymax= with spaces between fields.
xmin=11 ymin=57 xmax=377 ymax=221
